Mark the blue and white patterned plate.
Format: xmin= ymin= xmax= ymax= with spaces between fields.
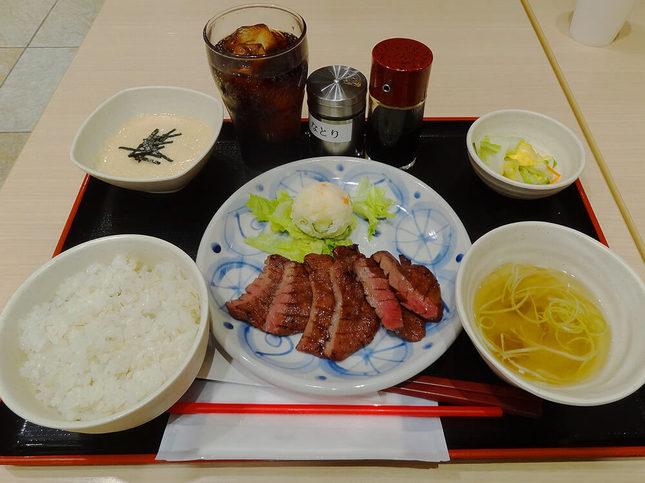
xmin=196 ymin=157 xmax=471 ymax=395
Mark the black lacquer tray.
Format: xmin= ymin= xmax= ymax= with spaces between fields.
xmin=2 ymin=119 xmax=644 ymax=465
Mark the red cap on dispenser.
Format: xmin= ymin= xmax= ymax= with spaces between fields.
xmin=369 ymin=38 xmax=433 ymax=108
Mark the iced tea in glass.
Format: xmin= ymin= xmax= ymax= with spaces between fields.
xmin=203 ymin=4 xmax=308 ymax=168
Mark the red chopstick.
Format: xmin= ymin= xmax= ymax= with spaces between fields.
xmin=385 ymin=375 xmax=543 ymax=419
xmin=169 ymin=402 xmax=502 ymax=418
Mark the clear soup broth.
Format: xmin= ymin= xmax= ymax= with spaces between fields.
xmin=473 ymin=263 xmax=610 ymax=385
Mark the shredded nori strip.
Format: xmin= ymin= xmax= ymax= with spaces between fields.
xmin=119 ymin=128 xmax=181 ymax=164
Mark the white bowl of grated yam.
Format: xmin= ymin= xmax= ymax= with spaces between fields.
xmin=70 ymin=86 xmax=223 ymax=194
xmin=0 ymin=235 xmax=209 ymax=433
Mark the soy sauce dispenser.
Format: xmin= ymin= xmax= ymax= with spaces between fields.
xmin=306 ymin=65 xmax=367 ymax=157
xmin=366 ymin=38 xmax=433 ymax=169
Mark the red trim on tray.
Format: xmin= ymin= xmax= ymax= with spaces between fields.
xmin=449 ymin=446 xmax=645 ymax=460
xmin=422 ymin=116 xmax=478 ymax=121
xmin=0 ymin=454 xmax=161 ymax=466
xmin=3 ymin=446 xmax=645 ymax=466
xmin=574 ymin=179 xmax=608 ymax=247
xmin=53 ymin=174 xmax=91 ymax=257
xmin=303 ymin=116 xmax=479 ymax=122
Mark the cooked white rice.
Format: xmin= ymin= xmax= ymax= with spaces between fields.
xmin=18 ymin=254 xmax=201 ymax=421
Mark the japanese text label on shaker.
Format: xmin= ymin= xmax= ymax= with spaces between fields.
xmin=306 ymin=65 xmax=367 ymax=157
xmin=366 ymin=38 xmax=433 ymax=169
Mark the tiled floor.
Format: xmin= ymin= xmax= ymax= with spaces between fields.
xmin=0 ymin=0 xmax=105 ymax=188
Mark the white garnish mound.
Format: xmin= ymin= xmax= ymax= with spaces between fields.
xmin=291 ymin=182 xmax=354 ymax=238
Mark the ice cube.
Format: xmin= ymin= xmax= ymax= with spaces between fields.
xmin=220 ymin=24 xmax=291 ymax=56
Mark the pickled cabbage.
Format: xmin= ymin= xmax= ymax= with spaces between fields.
xmin=475 ymin=136 xmax=561 ymax=185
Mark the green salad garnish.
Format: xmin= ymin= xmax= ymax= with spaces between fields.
xmin=244 ymin=177 xmax=395 ymax=262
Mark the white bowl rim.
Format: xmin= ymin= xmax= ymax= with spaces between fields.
xmin=456 ymin=221 xmax=645 ymax=406
xmin=69 ymin=85 xmax=223 ymax=184
xmin=465 ymin=109 xmax=586 ymax=191
xmin=0 ymin=234 xmax=210 ymax=430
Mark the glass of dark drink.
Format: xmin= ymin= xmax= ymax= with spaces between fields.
xmin=203 ymin=4 xmax=308 ymax=168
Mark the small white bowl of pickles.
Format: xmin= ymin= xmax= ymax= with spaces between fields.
xmin=466 ymin=109 xmax=585 ymax=199
xmin=455 ymin=221 xmax=645 ymax=406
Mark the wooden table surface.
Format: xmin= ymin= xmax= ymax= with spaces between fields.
xmin=1 ymin=0 xmax=643 ymax=480
xmin=528 ymin=0 xmax=645 ymax=280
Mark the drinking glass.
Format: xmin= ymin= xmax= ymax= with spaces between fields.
xmin=203 ymin=4 xmax=308 ymax=168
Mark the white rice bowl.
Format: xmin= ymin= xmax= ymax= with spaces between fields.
xmin=0 ymin=235 xmax=209 ymax=433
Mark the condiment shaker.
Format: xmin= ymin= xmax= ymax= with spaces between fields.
xmin=366 ymin=38 xmax=433 ymax=169
xmin=306 ymin=65 xmax=367 ymax=157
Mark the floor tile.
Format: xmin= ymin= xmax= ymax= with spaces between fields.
xmin=0 ymin=47 xmax=77 ymax=132
xmin=0 ymin=132 xmax=30 ymax=188
xmin=0 ymin=48 xmax=23 ymax=84
xmin=31 ymin=0 xmax=106 ymax=47
xmin=0 ymin=0 xmax=56 ymax=47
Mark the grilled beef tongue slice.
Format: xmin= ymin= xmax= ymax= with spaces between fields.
xmin=393 ymin=307 xmax=427 ymax=342
xmin=226 ymin=255 xmax=312 ymax=335
xmin=225 ymin=254 xmax=289 ymax=330
xmin=336 ymin=245 xmax=403 ymax=330
xmin=320 ymin=246 xmax=380 ymax=361
xmin=297 ymin=253 xmax=335 ymax=357
xmin=263 ymin=259 xmax=312 ymax=335
xmin=371 ymin=251 xmax=443 ymax=321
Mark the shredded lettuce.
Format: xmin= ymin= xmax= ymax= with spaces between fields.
xmin=244 ymin=232 xmax=352 ymax=263
xmin=246 ymin=191 xmax=292 ymax=232
xmin=351 ymin=177 xmax=396 ymax=239
xmin=243 ymin=177 xmax=394 ymax=262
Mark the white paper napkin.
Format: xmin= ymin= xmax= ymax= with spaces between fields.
xmin=156 ymin=380 xmax=450 ymax=462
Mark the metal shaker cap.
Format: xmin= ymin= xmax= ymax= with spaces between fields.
xmin=307 ymin=65 xmax=367 ymax=118
xmin=369 ymin=38 xmax=433 ymax=108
